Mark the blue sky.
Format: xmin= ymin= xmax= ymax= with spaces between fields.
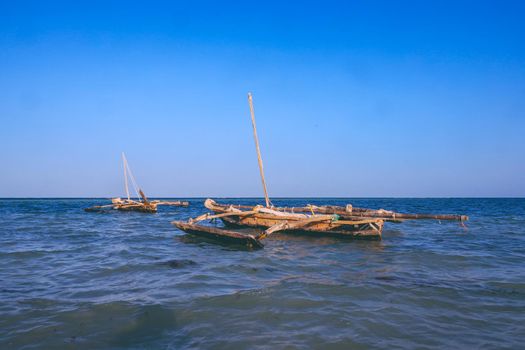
xmin=1 ymin=1 xmax=524 ymax=197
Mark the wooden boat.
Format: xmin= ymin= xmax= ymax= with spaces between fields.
xmin=200 ymin=198 xmax=384 ymax=238
xmin=85 ymin=196 xmax=189 ymax=213
xmin=85 ymin=153 xmax=189 ymax=213
xmin=172 ymin=198 xmax=467 ymax=247
xmin=173 ymin=93 xmax=468 ymax=248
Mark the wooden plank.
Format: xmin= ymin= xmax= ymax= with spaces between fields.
xmin=205 ymin=199 xmax=468 ymax=222
xmin=172 ymin=221 xmax=264 ymax=249
xmin=154 ymin=200 xmax=190 ymax=207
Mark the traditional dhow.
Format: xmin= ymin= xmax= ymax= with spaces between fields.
xmin=85 ymin=195 xmax=189 ymax=213
xmin=85 ymin=153 xmax=189 ymax=213
xmin=200 ymin=198 xmax=384 ymax=239
xmin=172 ymin=198 xmax=467 ymax=248
xmin=172 ymin=93 xmax=467 ymax=248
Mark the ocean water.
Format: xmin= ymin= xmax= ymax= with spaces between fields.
xmin=0 ymin=198 xmax=524 ymax=349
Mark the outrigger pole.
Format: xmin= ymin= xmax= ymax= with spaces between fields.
xmin=248 ymin=92 xmax=271 ymax=208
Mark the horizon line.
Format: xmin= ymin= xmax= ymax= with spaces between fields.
xmin=0 ymin=196 xmax=523 ymax=200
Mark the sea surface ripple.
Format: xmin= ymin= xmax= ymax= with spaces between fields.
xmin=0 ymin=198 xmax=524 ymax=349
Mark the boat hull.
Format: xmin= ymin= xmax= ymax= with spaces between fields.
xmin=219 ymin=214 xmax=382 ymax=239
xmin=84 ymin=203 xmax=157 ymax=213
xmin=115 ymin=205 xmax=157 ymax=213
xmin=204 ymin=199 xmax=383 ymax=239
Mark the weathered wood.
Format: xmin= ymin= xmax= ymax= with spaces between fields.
xmin=172 ymin=221 xmax=264 ymax=249
xmin=139 ymin=189 xmax=149 ymax=204
xmin=204 ymin=199 xmax=467 ymax=222
xmin=115 ymin=202 xmax=157 ymax=213
xmin=190 ymin=210 xmax=260 ymax=224
xmin=258 ymin=215 xmax=336 ymax=239
xmin=306 ymin=205 xmax=468 ymax=221
xmin=199 ymin=199 xmax=384 ymax=239
xmin=154 ymin=200 xmax=189 ymax=207
xmin=85 ymin=198 xmax=190 ymax=213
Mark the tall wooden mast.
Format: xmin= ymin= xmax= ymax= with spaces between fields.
xmin=248 ymin=93 xmax=271 ymax=208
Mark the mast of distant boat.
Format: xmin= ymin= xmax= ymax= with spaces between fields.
xmin=248 ymin=92 xmax=271 ymax=208
xmin=121 ymin=152 xmax=146 ymax=202
xmin=122 ymin=152 xmax=131 ymax=201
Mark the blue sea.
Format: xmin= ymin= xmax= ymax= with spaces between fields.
xmin=0 ymin=198 xmax=524 ymax=349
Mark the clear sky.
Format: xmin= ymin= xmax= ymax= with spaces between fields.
xmin=1 ymin=1 xmax=524 ymax=197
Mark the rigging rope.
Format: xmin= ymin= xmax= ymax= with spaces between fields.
xmin=127 ymin=164 xmax=141 ymax=200
xmin=122 ymin=153 xmax=141 ymax=200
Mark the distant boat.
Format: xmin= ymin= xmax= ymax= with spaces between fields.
xmin=172 ymin=93 xmax=467 ymax=249
xmin=85 ymin=153 xmax=189 ymax=213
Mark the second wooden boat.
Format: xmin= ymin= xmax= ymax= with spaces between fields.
xmin=85 ymin=153 xmax=189 ymax=213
